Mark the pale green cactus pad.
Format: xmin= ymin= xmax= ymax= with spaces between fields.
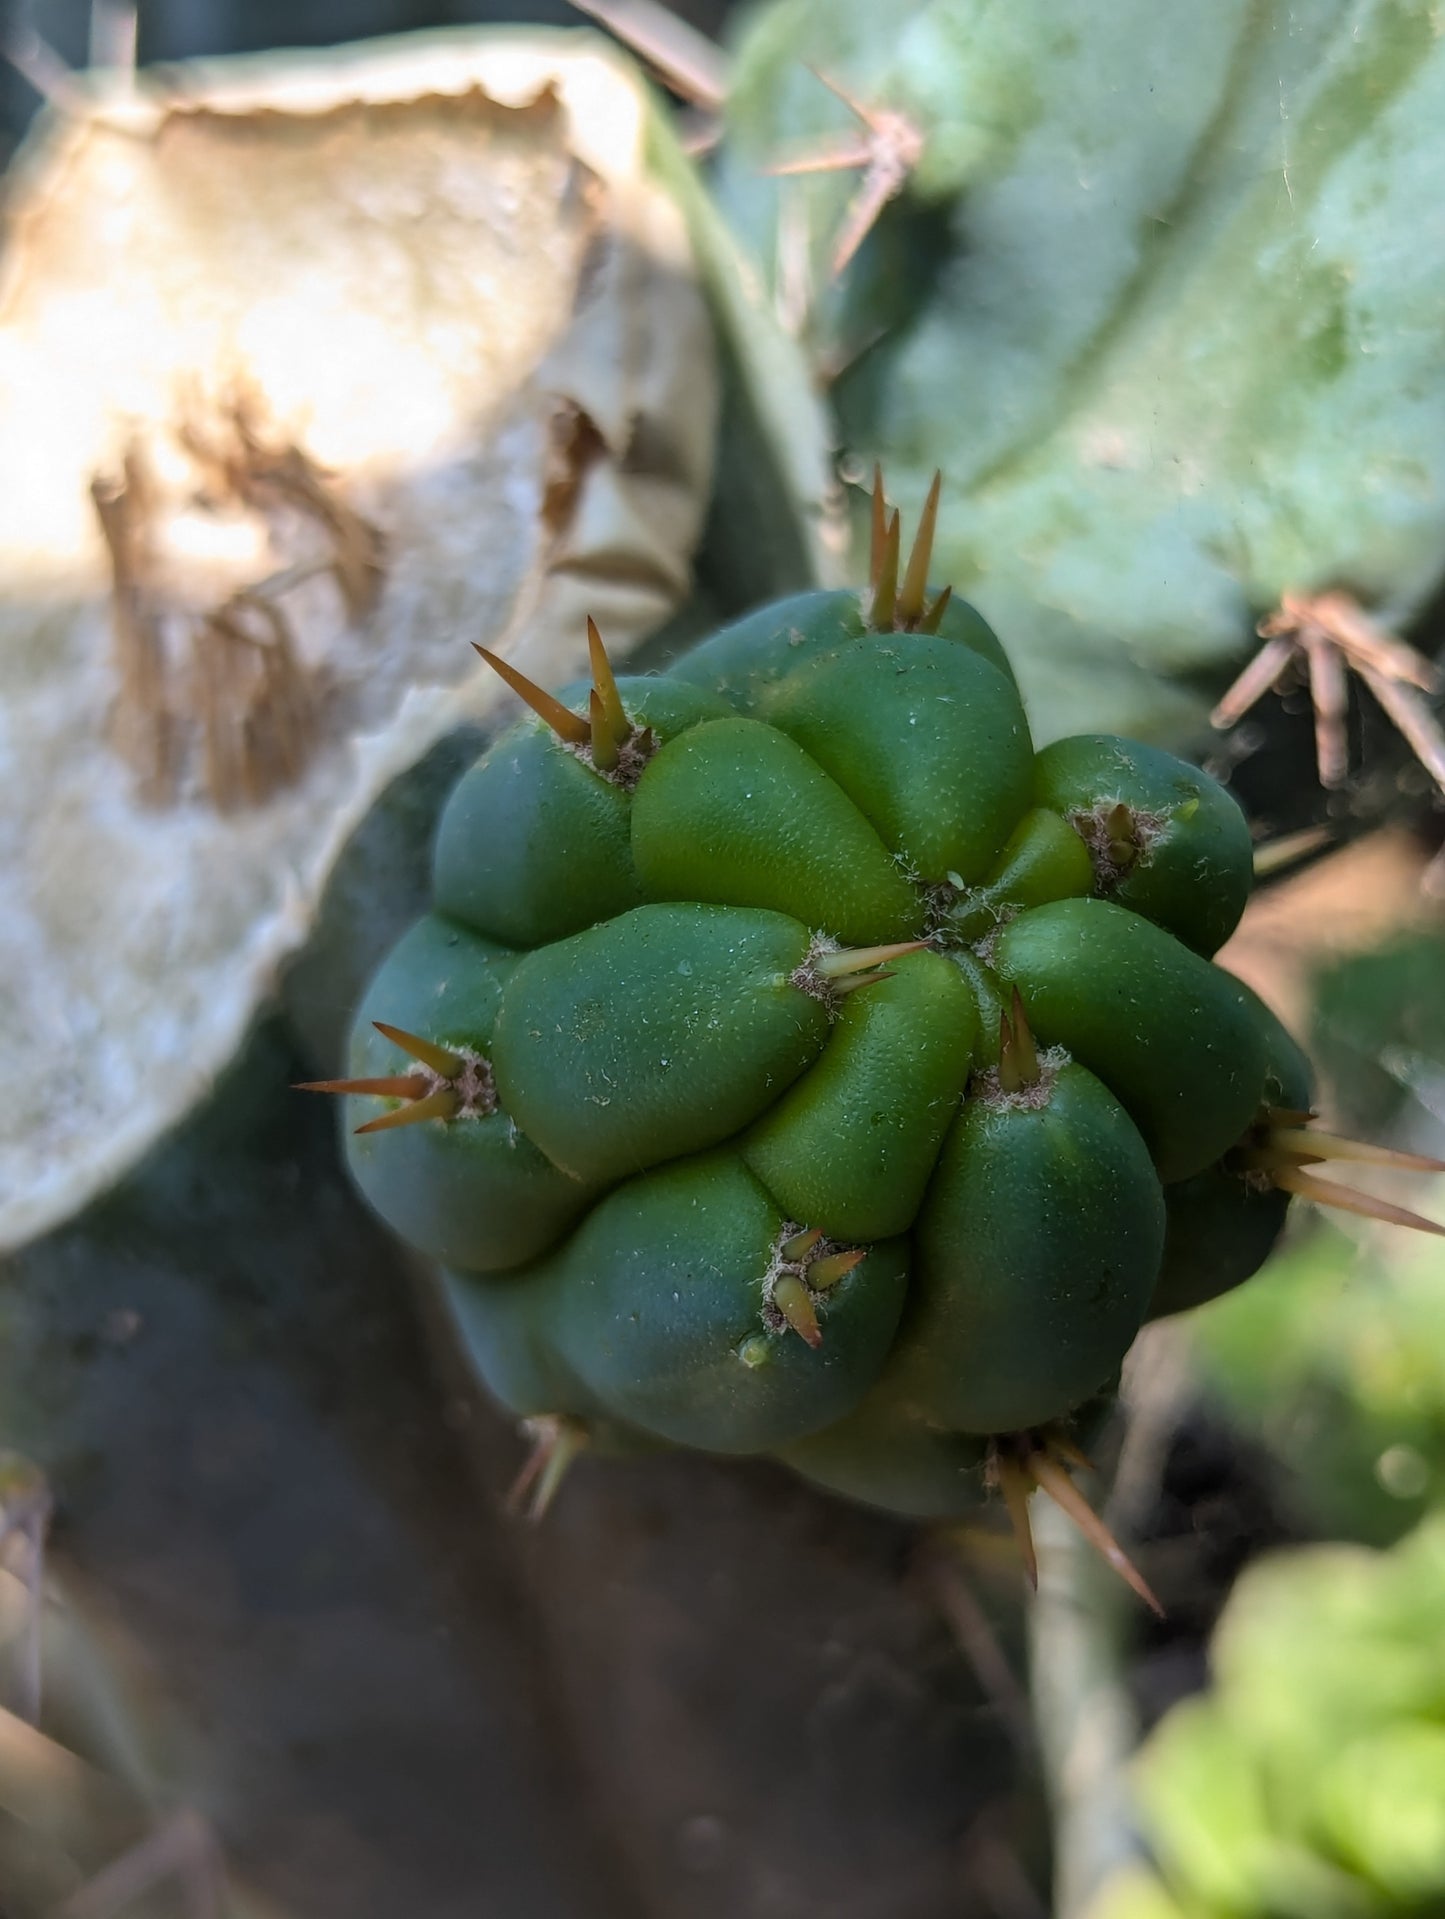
xmin=716 ymin=0 xmax=1445 ymax=746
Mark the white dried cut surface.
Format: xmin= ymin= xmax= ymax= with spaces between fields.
xmin=0 ymin=29 xmax=717 ymax=1251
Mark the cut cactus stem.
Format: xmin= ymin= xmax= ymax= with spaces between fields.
xmin=772 ymin=1272 xmax=823 ymax=1348
xmin=473 ymin=643 xmax=591 ymax=747
xmin=806 ymin=1247 xmax=866 ymax=1290
xmin=1271 ymin=1166 xmax=1445 ymax=1238
xmin=353 ymin=1086 xmax=459 ymax=1134
xmin=371 ymin=1021 xmax=465 ymax=1079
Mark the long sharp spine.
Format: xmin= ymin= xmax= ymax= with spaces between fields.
xmin=354 ymin=1086 xmax=459 ymax=1134
xmin=918 ymin=584 xmax=952 ymax=635
xmin=868 ymin=464 xmax=887 ymax=588
xmin=896 ymin=470 xmax=941 ymax=627
xmin=1272 ymin=1166 xmax=1445 ymax=1238
xmin=296 ymin=1073 xmax=429 ymax=1100
xmin=373 ymin=1021 xmax=464 ymax=1078
xmin=995 ymin=1452 xmax=1038 ymax=1589
xmin=587 ymin=615 xmax=629 ymax=746
xmin=589 ymin=689 xmax=619 ymax=772
xmin=815 ymin=938 xmax=929 ymax=980
xmin=869 ymin=509 xmax=901 ymax=630
xmin=806 ymin=1248 xmax=866 ymax=1291
xmin=473 ymin=643 xmax=590 ymax=747
xmin=1267 ymin=1127 xmax=1445 ymax=1176
xmin=780 ymin=1226 xmax=825 ymax=1262
xmin=997 ymin=991 xmax=1043 ymax=1094
xmin=1027 ymin=1449 xmax=1164 ymax=1618
xmin=772 ymin=1273 xmax=823 ymax=1348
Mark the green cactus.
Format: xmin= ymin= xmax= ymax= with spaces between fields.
xmin=305 ymin=481 xmax=1432 ymax=1594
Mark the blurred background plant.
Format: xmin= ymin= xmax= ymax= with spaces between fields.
xmin=3 ymin=3 xmax=1445 ymax=1917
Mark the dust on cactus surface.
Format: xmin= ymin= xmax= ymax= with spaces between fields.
xmin=308 ymin=476 xmax=1445 ymax=1603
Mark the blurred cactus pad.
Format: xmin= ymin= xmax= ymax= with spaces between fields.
xmin=714 ymin=0 xmax=1445 ymax=743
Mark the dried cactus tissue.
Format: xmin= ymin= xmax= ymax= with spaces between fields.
xmin=0 ymin=31 xmax=717 ymax=1251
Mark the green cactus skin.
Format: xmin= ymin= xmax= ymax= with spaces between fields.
xmin=758 ymin=634 xmax=1034 ymax=883
xmin=433 ymin=676 xmax=730 ymax=948
xmin=1147 ymin=986 xmax=1315 ymax=1321
xmin=668 ymin=585 xmax=1017 ymax=712
xmin=1031 ymin=733 xmax=1255 ymax=956
xmin=778 ymin=1380 xmax=1120 ymax=1523
xmin=630 ymin=715 xmax=921 ymax=942
xmin=441 ymin=1261 xmax=597 ymax=1424
xmin=531 ymin=1153 xmax=910 ymax=1454
xmin=936 ymin=807 xmax=1095 ymax=945
xmin=777 ymin=1376 xmax=991 ymax=1520
xmin=326 ymin=551 xmax=1320 ymax=1538
xmin=490 ymin=903 xmax=830 ymax=1185
xmin=906 ymin=1061 xmax=1165 ymax=1434
xmin=344 ymin=915 xmax=596 ymax=1272
xmin=991 ymin=899 xmax=1269 ymax=1181
xmin=743 ymin=949 xmax=977 ymax=1240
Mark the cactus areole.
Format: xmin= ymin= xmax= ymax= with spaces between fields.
xmin=308 ymin=477 xmax=1441 ymax=1598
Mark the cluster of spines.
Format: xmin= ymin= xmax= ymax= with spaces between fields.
xmin=762 ymin=1224 xmax=869 ymax=1350
xmin=473 ymin=617 xmax=655 ymax=787
xmin=867 ymin=467 xmax=952 ymax=633
xmin=299 ymin=1022 xmax=496 ymax=1134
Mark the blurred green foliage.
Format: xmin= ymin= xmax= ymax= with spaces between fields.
xmin=716 ymin=0 xmax=1445 ymax=745
xmin=1116 ymin=1516 xmax=1445 ymax=1918
xmin=1190 ymin=1220 xmax=1445 ymax=1547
